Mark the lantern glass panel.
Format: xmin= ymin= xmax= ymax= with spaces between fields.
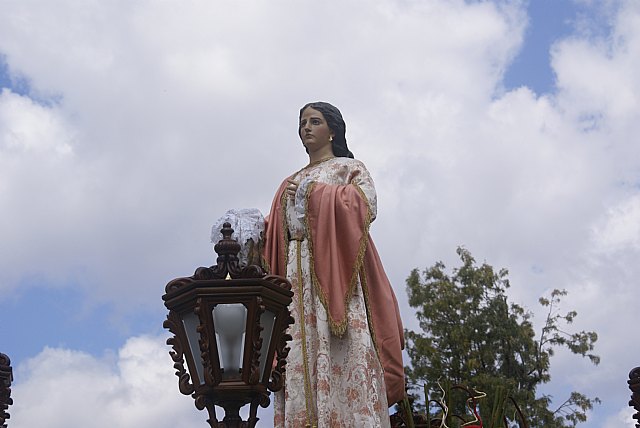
xmin=212 ymin=303 xmax=247 ymax=378
xmin=258 ymin=310 xmax=276 ymax=380
xmin=182 ymin=311 xmax=205 ymax=385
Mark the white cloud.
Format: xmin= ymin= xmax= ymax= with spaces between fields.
xmin=9 ymin=336 xmax=242 ymax=428
xmin=592 ymin=195 xmax=640 ymax=252
xmin=0 ymin=90 xmax=73 ymax=155
xmin=0 ymin=0 xmax=527 ymax=305
xmin=602 ymin=405 xmax=637 ymax=428
xmin=0 ymin=89 xmax=85 ymax=288
xmin=1 ymin=0 xmax=640 ymax=425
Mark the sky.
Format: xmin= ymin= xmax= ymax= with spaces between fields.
xmin=0 ymin=0 xmax=638 ymax=426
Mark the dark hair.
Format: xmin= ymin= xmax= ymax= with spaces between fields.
xmin=299 ymin=101 xmax=354 ymax=158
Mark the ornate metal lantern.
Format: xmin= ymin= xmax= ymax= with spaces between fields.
xmin=0 ymin=353 xmax=12 ymax=428
xmin=163 ymin=222 xmax=294 ymax=428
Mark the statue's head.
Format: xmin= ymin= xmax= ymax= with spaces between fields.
xmin=299 ymin=101 xmax=353 ymax=158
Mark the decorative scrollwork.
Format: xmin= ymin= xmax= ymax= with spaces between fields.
xmin=211 ymin=223 xmax=270 ymax=279
xmin=259 ymin=393 xmax=270 ymax=409
xmin=165 ymin=223 xmax=267 ymax=294
xmin=194 ymin=393 xmax=208 ymax=412
xmin=249 ymin=298 xmax=265 ymax=385
xmin=630 ymin=367 xmax=640 ymax=428
xmin=193 ymin=267 xmax=216 ymax=281
xmin=165 ymin=275 xmax=195 ymax=293
xmin=268 ymin=314 xmax=294 ymax=392
xmin=0 ymin=352 xmax=12 ymax=428
xmin=195 ymin=298 xmax=217 ymax=387
xmin=163 ymin=312 xmax=195 ymax=396
xmin=162 ymin=222 xmax=294 ymax=427
xmin=264 ymin=275 xmax=292 ymax=291
xmin=240 ymin=264 xmax=267 ymax=279
xmin=208 ymin=222 xmax=243 ymax=279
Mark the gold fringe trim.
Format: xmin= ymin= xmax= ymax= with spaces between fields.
xmin=279 ymin=186 xmax=289 ymax=273
xmin=297 ymin=240 xmax=316 ymax=426
xmin=304 ymin=182 xmax=373 ymax=337
xmin=359 ymin=267 xmax=381 ymax=363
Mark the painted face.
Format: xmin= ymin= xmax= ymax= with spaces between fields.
xmin=299 ymin=107 xmax=334 ymax=154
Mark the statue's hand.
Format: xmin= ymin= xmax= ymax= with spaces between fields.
xmin=285 ymin=179 xmax=298 ymax=199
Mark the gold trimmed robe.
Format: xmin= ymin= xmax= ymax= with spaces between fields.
xmin=264 ymin=158 xmax=405 ymax=427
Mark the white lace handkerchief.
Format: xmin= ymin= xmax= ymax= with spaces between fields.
xmin=211 ymin=208 xmax=265 ymax=266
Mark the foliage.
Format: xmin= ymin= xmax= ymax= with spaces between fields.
xmin=404 ymin=247 xmax=600 ymax=427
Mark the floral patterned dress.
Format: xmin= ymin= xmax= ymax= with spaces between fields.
xmin=272 ymin=157 xmax=390 ymax=428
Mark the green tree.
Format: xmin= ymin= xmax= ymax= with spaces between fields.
xmin=404 ymin=247 xmax=600 ymax=427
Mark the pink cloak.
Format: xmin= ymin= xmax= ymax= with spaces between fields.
xmin=264 ymin=177 xmax=405 ymax=406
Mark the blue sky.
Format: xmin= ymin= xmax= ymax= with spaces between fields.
xmin=504 ymin=0 xmax=578 ymax=93
xmin=0 ymin=0 xmax=588 ymax=365
xmin=1 ymin=1 xmax=639 ymax=427
xmin=504 ymin=0 xmax=616 ymax=94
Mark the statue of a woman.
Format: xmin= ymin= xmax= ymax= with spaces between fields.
xmin=264 ymin=102 xmax=405 ymax=427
